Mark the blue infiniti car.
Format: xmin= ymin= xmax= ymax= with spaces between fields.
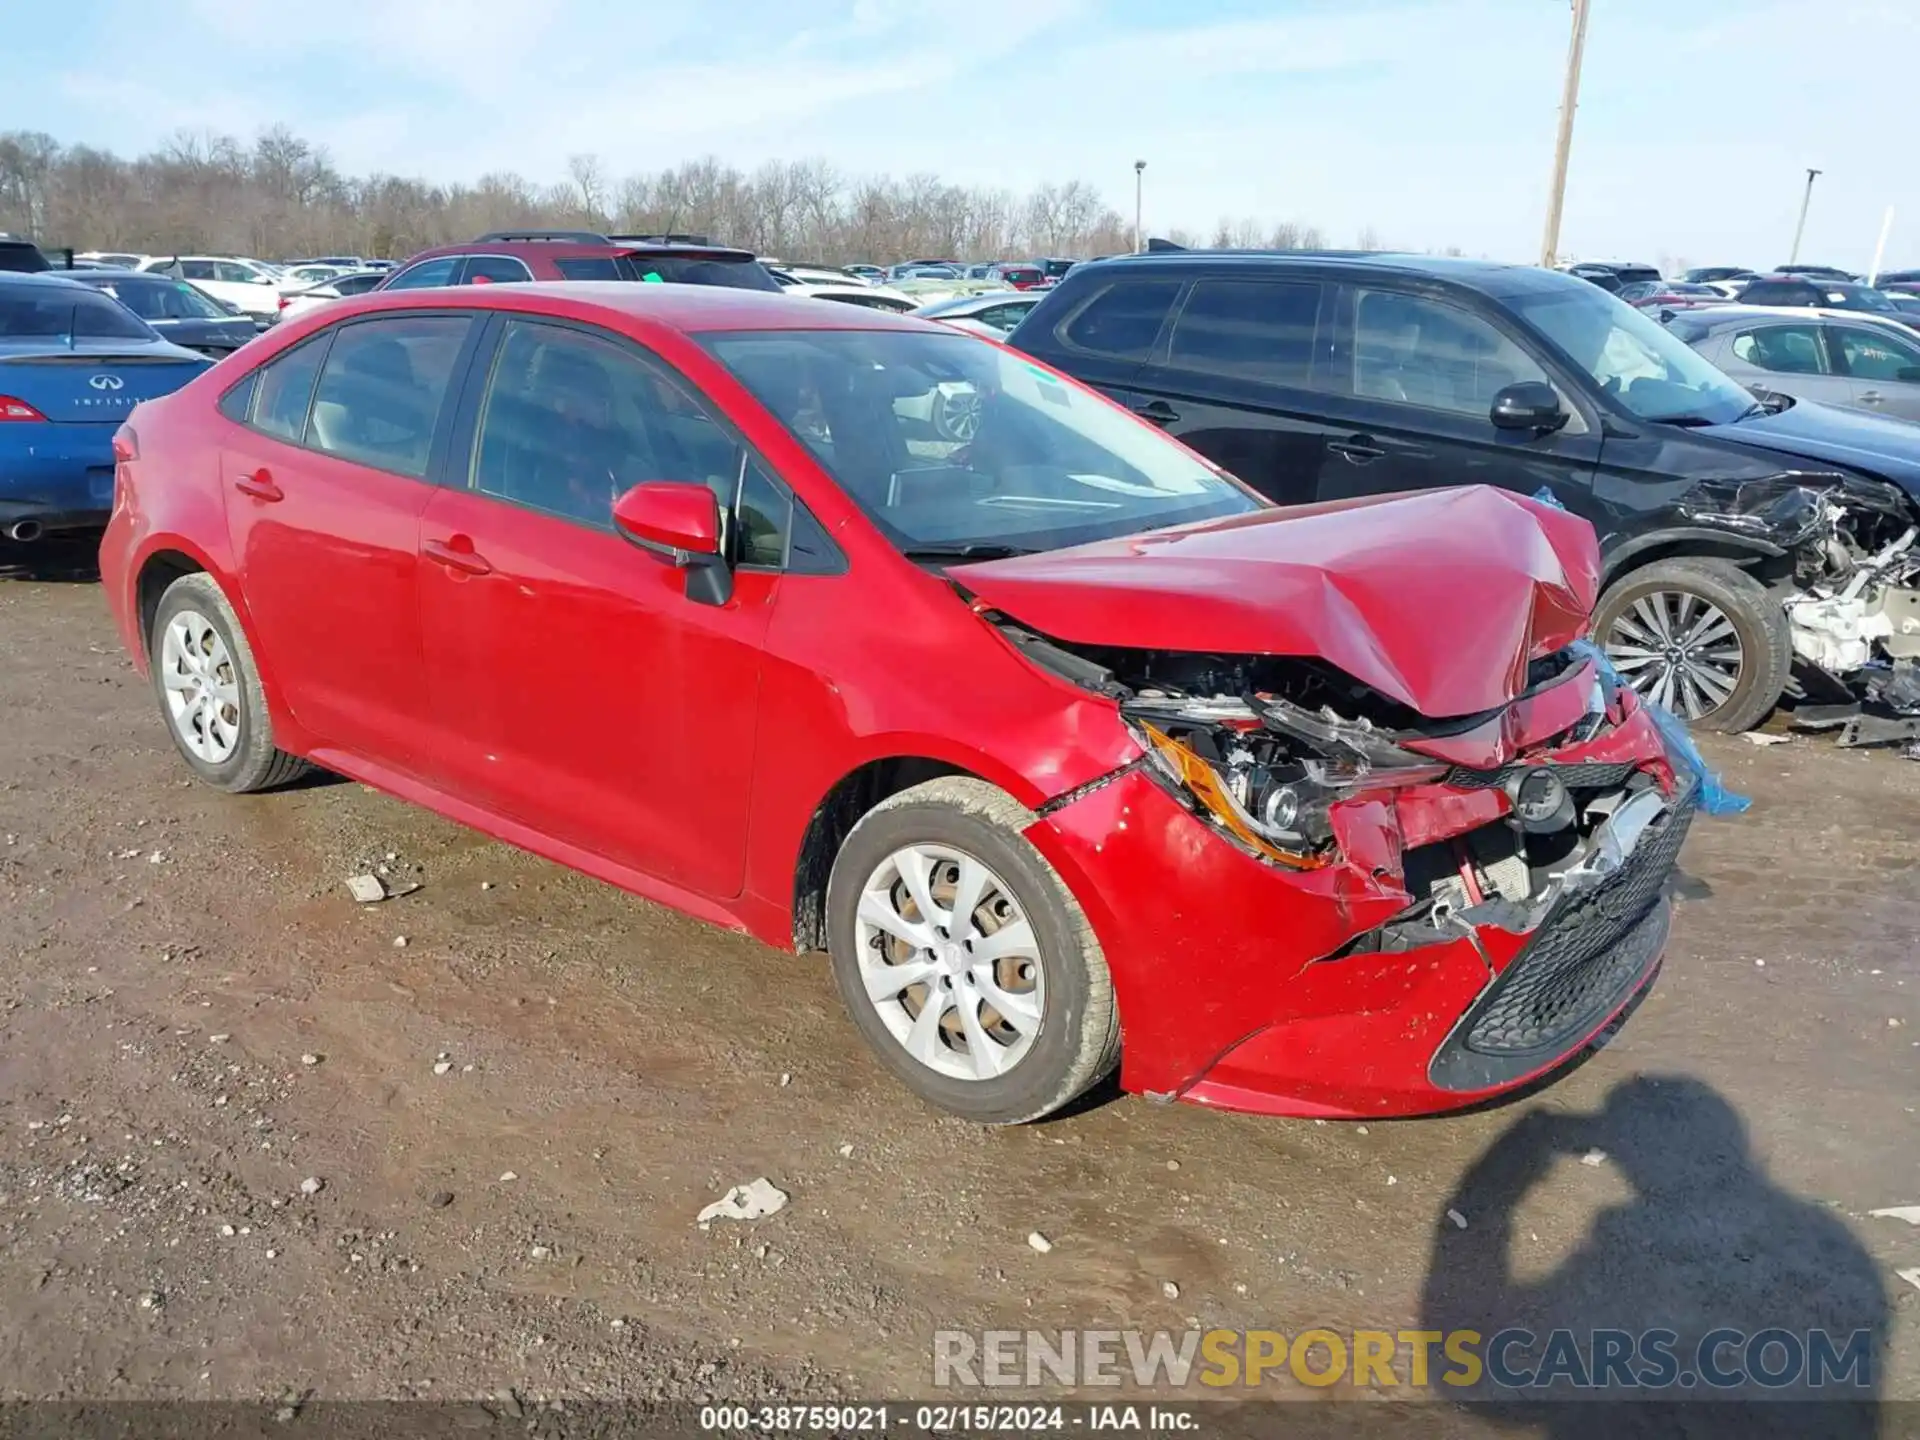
xmin=0 ymin=273 xmax=211 ymax=542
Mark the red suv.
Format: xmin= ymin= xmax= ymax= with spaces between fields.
xmin=98 ymin=283 xmax=1691 ymax=1124
xmin=378 ymin=230 xmax=780 ymax=291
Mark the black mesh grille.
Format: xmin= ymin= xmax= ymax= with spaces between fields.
xmin=1429 ymin=789 xmax=1696 ymax=1091
xmin=1443 ymin=761 xmax=1642 ymax=792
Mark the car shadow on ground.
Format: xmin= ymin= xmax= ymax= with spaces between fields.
xmin=1417 ymin=1075 xmax=1888 ymax=1438
xmin=0 ymin=537 xmax=101 ymax=583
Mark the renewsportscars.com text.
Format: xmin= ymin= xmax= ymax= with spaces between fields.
xmin=932 ymin=1327 xmax=1874 ymax=1391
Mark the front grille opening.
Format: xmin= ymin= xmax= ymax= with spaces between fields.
xmin=1428 ymin=789 xmax=1698 ymax=1091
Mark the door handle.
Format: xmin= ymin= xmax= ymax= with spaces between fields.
xmin=423 ymin=536 xmax=493 ymax=576
xmin=1133 ymin=399 xmax=1180 ymax=426
xmin=1860 ymin=390 xmax=1885 ymax=405
xmin=1328 ymin=435 xmax=1386 ymax=463
xmin=232 ymin=469 xmax=283 ymax=502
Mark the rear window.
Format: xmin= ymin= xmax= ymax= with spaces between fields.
xmin=998 ymin=267 xmax=1042 ymax=284
xmin=0 ymin=285 xmax=154 ymax=340
xmin=615 ymin=254 xmax=780 ymax=291
xmin=0 ymin=241 xmax=51 ymax=274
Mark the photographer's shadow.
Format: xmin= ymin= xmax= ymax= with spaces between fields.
xmin=1419 ymin=1075 xmax=1887 ymax=1438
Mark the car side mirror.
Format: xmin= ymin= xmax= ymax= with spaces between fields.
xmin=1490 ymin=381 xmax=1569 ymax=434
xmin=1898 ymin=367 xmax=1920 ymax=383
xmin=612 ymin=482 xmax=732 ymax=605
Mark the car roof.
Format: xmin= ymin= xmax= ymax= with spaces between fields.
xmin=1077 ymin=249 xmax=1584 ymax=298
xmin=310 ymin=280 xmax=944 ymax=334
xmin=1671 ymin=304 xmax=1913 ymax=330
xmin=0 ymin=271 xmax=96 ymax=289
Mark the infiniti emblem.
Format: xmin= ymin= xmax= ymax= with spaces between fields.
xmin=89 ymin=374 xmax=124 ymax=391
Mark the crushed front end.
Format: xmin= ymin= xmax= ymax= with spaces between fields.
xmin=1019 ymin=636 xmax=1695 ymax=1117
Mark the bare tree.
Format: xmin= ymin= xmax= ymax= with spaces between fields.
xmin=567 ymin=154 xmax=609 ymax=229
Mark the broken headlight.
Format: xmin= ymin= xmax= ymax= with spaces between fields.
xmin=1130 ymin=699 xmax=1448 ymax=869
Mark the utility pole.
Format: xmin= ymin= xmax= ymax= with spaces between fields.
xmin=1134 ymin=160 xmax=1146 ymax=253
xmin=1788 ymin=168 xmax=1822 ymax=265
xmin=1538 ymin=0 xmax=1591 ymax=269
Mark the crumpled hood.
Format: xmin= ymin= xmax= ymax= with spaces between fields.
xmin=954 ymin=485 xmax=1600 ymax=718
xmin=1700 ymin=399 xmax=1920 ymax=500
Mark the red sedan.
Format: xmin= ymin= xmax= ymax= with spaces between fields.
xmin=99 ymin=283 xmax=1691 ymax=1123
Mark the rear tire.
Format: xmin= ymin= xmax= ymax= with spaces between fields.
xmin=150 ymin=573 xmax=310 ymax=793
xmin=825 ymin=778 xmax=1120 ymax=1124
xmin=1594 ymin=557 xmax=1789 ymax=733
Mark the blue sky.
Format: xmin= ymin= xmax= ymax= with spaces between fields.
xmin=7 ymin=0 xmax=1917 ymax=270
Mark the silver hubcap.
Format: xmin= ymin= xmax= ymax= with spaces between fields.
xmin=934 ymin=386 xmax=982 ymax=442
xmin=853 ymin=844 xmax=1044 ymax=1082
xmin=160 ymin=610 xmax=242 ymax=763
xmin=1605 ymin=589 xmax=1743 ymax=721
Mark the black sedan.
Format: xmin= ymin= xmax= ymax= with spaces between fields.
xmin=51 ymin=270 xmax=262 ymax=358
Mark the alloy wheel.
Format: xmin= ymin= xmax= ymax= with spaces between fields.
xmin=159 ymin=609 xmax=243 ymax=764
xmin=933 ymin=385 xmax=983 ymax=442
xmin=852 ymin=843 xmax=1044 ymax=1081
xmin=1604 ymin=589 xmax=1744 ymax=721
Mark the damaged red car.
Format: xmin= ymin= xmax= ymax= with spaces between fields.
xmin=99 ymin=284 xmax=1695 ymax=1124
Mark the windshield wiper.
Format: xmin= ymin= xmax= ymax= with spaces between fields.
xmin=900 ymin=543 xmax=1038 ymax=562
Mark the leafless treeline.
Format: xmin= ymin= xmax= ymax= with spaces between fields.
xmin=0 ymin=127 xmax=1351 ymax=265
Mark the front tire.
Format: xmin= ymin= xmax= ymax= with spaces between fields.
xmin=150 ymin=572 xmax=310 ymax=793
xmin=1594 ymin=557 xmax=1790 ymax=734
xmin=825 ymin=778 xmax=1120 ymax=1124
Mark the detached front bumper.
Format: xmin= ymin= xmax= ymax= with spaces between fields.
xmin=1026 ymin=704 xmax=1689 ymax=1118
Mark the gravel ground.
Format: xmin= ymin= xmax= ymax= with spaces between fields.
xmin=1 ymin=547 xmax=1916 ymax=1422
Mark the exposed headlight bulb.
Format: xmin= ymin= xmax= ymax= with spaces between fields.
xmin=1260 ymin=784 xmax=1302 ymax=836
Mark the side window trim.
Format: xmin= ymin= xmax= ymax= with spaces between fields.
xmin=448 ymin=312 xmax=834 ymax=573
xmin=232 ymin=312 xmax=484 ymax=482
xmin=251 ymin=328 xmax=337 ymax=445
xmin=457 ymin=254 xmax=536 ymax=284
xmin=1152 ymin=273 xmax=1333 ymax=391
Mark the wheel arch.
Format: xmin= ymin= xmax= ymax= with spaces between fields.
xmin=1599 ymin=528 xmax=1792 ymax=588
xmin=132 ymin=540 xmax=302 ymax=746
xmin=789 ymin=753 xmax=998 ymax=952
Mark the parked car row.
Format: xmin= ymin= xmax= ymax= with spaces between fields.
xmin=13 ymin=219 xmax=1920 ymax=746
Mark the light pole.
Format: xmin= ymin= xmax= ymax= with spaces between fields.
xmin=1788 ymin=168 xmax=1822 ymax=266
xmin=1134 ymin=160 xmax=1146 ymax=253
xmin=1538 ymin=0 xmax=1591 ymax=269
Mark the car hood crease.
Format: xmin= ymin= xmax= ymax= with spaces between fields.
xmin=953 ymin=486 xmax=1600 ymax=718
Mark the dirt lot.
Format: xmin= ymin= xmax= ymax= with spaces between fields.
xmin=2 ymin=546 xmax=1917 ymax=1419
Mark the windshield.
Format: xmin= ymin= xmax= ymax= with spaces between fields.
xmin=705 ymin=328 xmax=1261 ymax=555
xmin=105 ymin=278 xmax=227 ymax=321
xmin=0 ymin=287 xmax=157 ymax=340
xmin=614 ymin=254 xmax=780 ymax=291
xmin=1509 ymin=281 xmax=1757 ymax=425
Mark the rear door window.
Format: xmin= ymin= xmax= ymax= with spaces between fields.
xmin=1167 ymin=279 xmax=1325 ymax=386
xmin=554 ymin=257 xmax=623 ymax=281
xmin=1730 ymin=325 xmax=1828 ymax=375
xmin=1058 ymin=279 xmax=1181 ymax=361
xmin=460 ymin=255 xmax=534 ymax=285
xmin=304 ymin=316 xmax=471 ymax=477
xmin=1351 ymin=289 xmax=1550 ymax=416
